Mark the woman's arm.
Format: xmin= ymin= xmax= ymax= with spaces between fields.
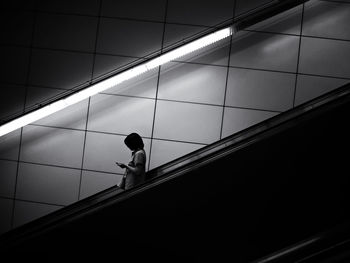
xmin=124 ymin=163 xmax=143 ymax=176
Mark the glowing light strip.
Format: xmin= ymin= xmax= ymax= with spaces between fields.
xmin=0 ymin=26 xmax=233 ymax=137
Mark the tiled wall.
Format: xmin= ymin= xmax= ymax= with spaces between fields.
xmin=1 ymin=0 xmax=350 ymax=234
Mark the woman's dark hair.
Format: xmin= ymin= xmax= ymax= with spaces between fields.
xmin=124 ymin=133 xmax=144 ymax=151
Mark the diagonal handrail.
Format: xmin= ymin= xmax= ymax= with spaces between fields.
xmin=1 ymin=77 xmax=349 ymax=250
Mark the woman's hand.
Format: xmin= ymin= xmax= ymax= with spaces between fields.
xmin=116 ymin=162 xmax=127 ymax=169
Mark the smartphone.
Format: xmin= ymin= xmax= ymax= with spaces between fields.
xmin=116 ymin=162 xmax=126 ymax=168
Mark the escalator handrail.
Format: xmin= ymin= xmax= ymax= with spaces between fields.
xmin=251 ymin=221 xmax=350 ymax=262
xmin=1 ymin=79 xmax=349 ymax=250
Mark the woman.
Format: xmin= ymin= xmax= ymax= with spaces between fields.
xmin=116 ymin=133 xmax=146 ymax=190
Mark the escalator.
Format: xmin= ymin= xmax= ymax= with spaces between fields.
xmin=1 ymin=80 xmax=350 ymax=262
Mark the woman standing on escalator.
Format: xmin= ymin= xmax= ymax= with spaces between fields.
xmin=116 ymin=133 xmax=146 ymax=190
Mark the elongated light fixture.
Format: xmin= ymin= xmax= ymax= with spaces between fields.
xmin=0 ymin=26 xmax=233 ymax=137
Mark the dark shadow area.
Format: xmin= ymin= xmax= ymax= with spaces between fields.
xmin=1 ymin=82 xmax=350 ymax=262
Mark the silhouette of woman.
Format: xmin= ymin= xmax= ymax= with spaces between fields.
xmin=116 ymin=133 xmax=146 ymax=190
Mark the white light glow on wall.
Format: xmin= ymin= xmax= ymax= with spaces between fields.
xmin=0 ymin=26 xmax=233 ymax=137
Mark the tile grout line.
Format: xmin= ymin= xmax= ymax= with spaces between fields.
xmin=147 ymin=0 xmax=169 ymax=171
xmin=77 ymin=0 xmax=103 ymax=201
xmin=219 ymin=0 xmax=236 ymax=140
xmin=293 ymin=3 xmax=305 ymax=107
xmin=10 ymin=9 xmax=38 ymax=230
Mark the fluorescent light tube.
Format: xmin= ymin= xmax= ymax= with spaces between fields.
xmin=0 ymin=26 xmax=233 ymax=137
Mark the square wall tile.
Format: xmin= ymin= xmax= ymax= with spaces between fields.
xmin=29 ymin=49 xmax=93 ymax=89
xmin=25 ymin=86 xmax=67 ymax=110
xmin=167 ymin=0 xmax=234 ymax=27
xmin=295 ymin=75 xmax=349 ymax=106
xmin=0 ymin=160 xmax=17 ymax=199
xmin=94 ymin=55 xmax=158 ymax=98
xmin=0 ymin=47 xmax=30 ymax=84
xmin=92 ymin=54 xmax=139 ymax=79
xmin=154 ymin=100 xmax=222 ymax=144
xmin=163 ymin=24 xmax=208 ymax=49
xmin=33 ymin=13 xmax=98 ymax=52
xmin=106 ymin=67 xmax=159 ymax=99
xmin=0 ymin=85 xmax=25 ymax=120
xmin=0 ymin=198 xmax=13 ymax=235
xmin=13 ymin=200 xmax=62 ymax=228
xmin=101 ymin=0 xmax=167 ymax=22
xmin=32 ymin=97 xmax=89 ymax=130
xmin=80 ymin=170 xmax=121 ymax=199
xmin=0 ymin=11 xmax=34 ymax=46
xmin=303 ymin=1 xmax=350 ymax=40
xmin=230 ymin=31 xmax=300 ymax=72
xmin=20 ymin=125 xmax=85 ymax=169
xmin=37 ymin=0 xmax=101 ymax=16
xmin=97 ymin=18 xmax=163 ymax=57
xmin=0 ymin=129 xmax=21 ymax=161
xmin=16 ymin=163 xmax=80 ymax=205
xmin=158 ymin=62 xmax=227 ymax=105
xmin=222 ymin=107 xmax=277 ymax=138
xmin=88 ymin=94 xmax=155 ymax=137
xmin=247 ymin=5 xmax=302 ymax=35
xmin=175 ymin=37 xmax=231 ymax=66
xmin=226 ymin=68 xmax=295 ymax=111
xmin=83 ymin=132 xmax=151 ymax=174
xmin=299 ymin=37 xmax=350 ymax=78
xmin=149 ymin=139 xmax=204 ymax=170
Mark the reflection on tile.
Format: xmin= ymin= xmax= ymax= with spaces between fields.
xmin=149 ymin=139 xmax=204 ymax=169
xmin=154 ymin=100 xmax=222 ymax=144
xmin=103 ymin=66 xmax=158 ymax=99
xmin=16 ymin=163 xmax=80 ymax=205
xmin=222 ymin=107 xmax=277 ymax=138
xmin=13 ymin=200 xmax=62 ymax=228
xmin=34 ymin=13 xmax=98 ymax=52
xmin=0 ymin=129 xmax=21 ymax=161
xmin=101 ymin=0 xmax=166 ymax=22
xmin=21 ymin=125 xmax=85 ymax=168
xmin=92 ymin=54 xmax=139 ymax=80
xmin=0 ymin=11 xmax=34 ymax=46
xmin=247 ymin=5 xmax=302 ymax=35
xmin=25 ymin=86 xmax=67 ymax=110
xmin=29 ymin=49 xmax=93 ymax=89
xmin=32 ymin=98 xmax=89 ymax=130
xmin=0 ymin=47 xmax=30 ymax=84
xmin=295 ymin=75 xmax=348 ymax=106
xmin=175 ymin=38 xmax=231 ymax=66
xmin=235 ymin=0 xmax=272 ymax=16
xmin=230 ymin=31 xmax=299 ymax=72
xmin=80 ymin=170 xmax=121 ymax=199
xmin=97 ymin=18 xmax=163 ymax=57
xmin=163 ymin=23 xmax=208 ymax=49
xmin=226 ymin=68 xmax=295 ymax=111
xmin=0 ymin=85 xmax=25 ymax=120
xmin=299 ymin=37 xmax=350 ymax=78
xmin=88 ymin=94 xmax=155 ymax=137
xmin=0 ymin=198 xmax=13 ymax=235
xmin=167 ymin=0 xmax=234 ymax=27
xmin=37 ymin=0 xmax=101 ymax=16
xmin=0 ymin=160 xmax=17 ymax=199
xmin=159 ymin=62 xmax=227 ymax=105
xmin=83 ymin=132 xmax=151 ymax=174
xmin=303 ymin=1 xmax=350 ymax=40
